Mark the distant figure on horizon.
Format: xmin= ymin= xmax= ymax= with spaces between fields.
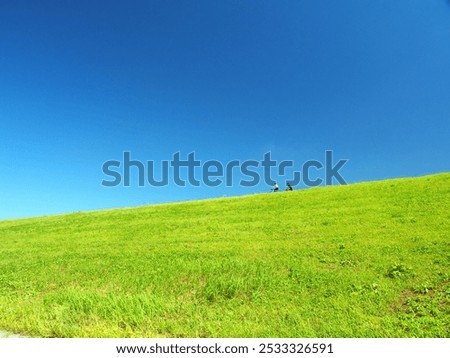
xmin=272 ymin=182 xmax=279 ymax=192
xmin=286 ymin=182 xmax=293 ymax=191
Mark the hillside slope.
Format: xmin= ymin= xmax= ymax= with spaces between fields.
xmin=0 ymin=173 xmax=449 ymax=337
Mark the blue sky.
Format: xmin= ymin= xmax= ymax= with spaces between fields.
xmin=1 ymin=0 xmax=449 ymax=220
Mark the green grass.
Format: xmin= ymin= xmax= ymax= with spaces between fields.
xmin=0 ymin=173 xmax=449 ymax=338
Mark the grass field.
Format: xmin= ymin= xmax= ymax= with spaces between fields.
xmin=0 ymin=173 xmax=449 ymax=338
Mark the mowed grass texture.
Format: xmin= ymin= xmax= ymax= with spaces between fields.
xmin=0 ymin=173 xmax=449 ymax=338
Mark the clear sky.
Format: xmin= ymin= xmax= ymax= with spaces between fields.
xmin=1 ymin=0 xmax=449 ymax=220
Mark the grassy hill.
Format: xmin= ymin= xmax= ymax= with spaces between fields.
xmin=0 ymin=173 xmax=449 ymax=338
